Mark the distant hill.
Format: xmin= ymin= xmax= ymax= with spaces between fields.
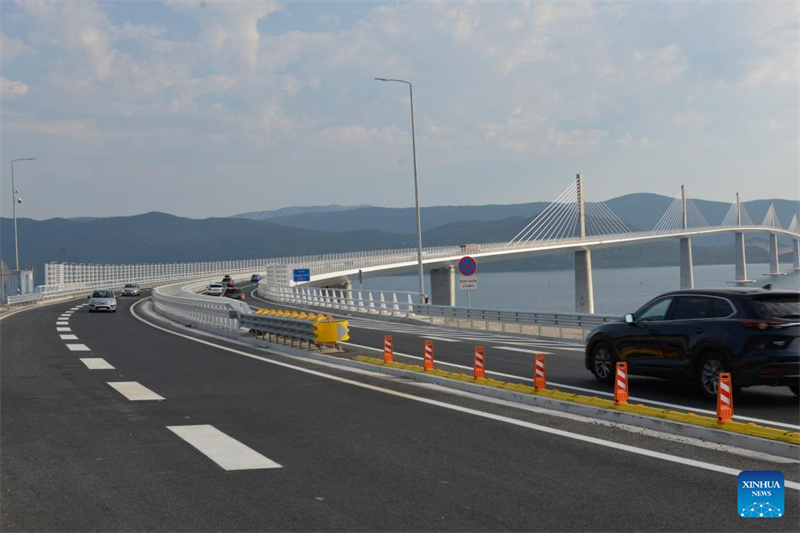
xmin=233 ymin=204 xmax=371 ymax=220
xmin=259 ymin=194 xmax=799 ymax=236
xmin=2 ymin=194 xmax=797 ymax=285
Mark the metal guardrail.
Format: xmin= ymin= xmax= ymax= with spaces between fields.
xmin=241 ymin=311 xmax=349 ymax=349
xmin=152 ymin=278 xmax=251 ymax=332
xmin=416 ymin=305 xmax=619 ymax=329
xmin=258 ymin=284 xmax=619 ymax=340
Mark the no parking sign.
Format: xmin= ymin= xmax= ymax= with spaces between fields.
xmin=458 ymin=256 xmax=477 ymax=277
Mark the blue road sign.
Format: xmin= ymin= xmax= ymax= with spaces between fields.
xmin=458 ymin=256 xmax=477 ymax=277
xmin=293 ymin=268 xmax=310 ymax=282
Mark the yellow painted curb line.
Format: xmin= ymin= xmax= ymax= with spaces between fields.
xmin=353 ymin=356 xmax=800 ymax=446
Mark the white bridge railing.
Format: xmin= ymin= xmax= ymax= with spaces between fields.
xmin=257 ymin=284 xmax=619 ymax=340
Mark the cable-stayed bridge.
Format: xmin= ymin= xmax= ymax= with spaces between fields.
xmin=19 ymin=174 xmax=800 ymax=314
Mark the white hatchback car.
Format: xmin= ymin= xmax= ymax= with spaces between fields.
xmin=207 ymin=283 xmax=225 ymax=296
xmin=88 ymin=289 xmax=117 ymax=312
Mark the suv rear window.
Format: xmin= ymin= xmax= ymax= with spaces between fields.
xmin=751 ymin=294 xmax=800 ymax=319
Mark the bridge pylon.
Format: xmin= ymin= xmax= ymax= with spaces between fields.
xmin=763 ymin=202 xmax=784 ymax=276
xmin=726 ymin=193 xmax=756 ymax=285
xmin=574 ymin=174 xmax=594 ymax=313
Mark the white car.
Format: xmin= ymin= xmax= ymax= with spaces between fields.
xmin=88 ymin=289 xmax=117 ymax=312
xmin=207 ymin=283 xmax=225 ymax=296
xmin=120 ymin=283 xmax=140 ymax=296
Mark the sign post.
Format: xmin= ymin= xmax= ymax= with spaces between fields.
xmin=457 ymin=256 xmax=478 ymax=309
xmin=293 ymin=268 xmax=310 ymax=283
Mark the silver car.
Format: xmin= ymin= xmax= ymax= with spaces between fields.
xmin=120 ymin=283 xmax=140 ymax=296
xmin=88 ymin=289 xmax=117 ymax=312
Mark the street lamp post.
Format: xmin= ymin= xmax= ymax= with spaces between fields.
xmin=11 ymin=158 xmax=36 ymax=271
xmin=374 ymin=77 xmax=425 ymax=304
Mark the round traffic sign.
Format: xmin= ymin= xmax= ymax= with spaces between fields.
xmin=458 ymin=256 xmax=478 ymax=277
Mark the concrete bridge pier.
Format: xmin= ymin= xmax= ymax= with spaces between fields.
xmin=793 ymin=239 xmax=800 ymax=271
xmin=575 ymin=250 xmax=594 ymax=314
xmin=768 ymin=233 xmax=781 ymax=275
xmin=430 ymin=266 xmax=455 ymax=306
xmin=679 ymin=237 xmax=694 ymax=289
xmin=730 ymin=232 xmax=755 ymax=285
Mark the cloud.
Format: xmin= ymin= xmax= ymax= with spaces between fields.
xmin=632 ymin=44 xmax=688 ymax=87
xmin=615 ymin=133 xmax=654 ymax=149
xmin=671 ymin=112 xmax=708 ymax=129
xmin=1 ymin=33 xmax=37 ymax=62
xmin=0 ymin=76 xmax=29 ymax=98
xmin=166 ymin=0 xmax=281 ymax=69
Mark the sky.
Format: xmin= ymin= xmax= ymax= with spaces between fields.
xmin=1 ymin=0 xmax=798 ymax=220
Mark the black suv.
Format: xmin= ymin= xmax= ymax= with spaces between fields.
xmin=585 ymin=288 xmax=799 ymax=398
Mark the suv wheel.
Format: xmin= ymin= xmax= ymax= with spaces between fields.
xmin=590 ymin=342 xmax=616 ymax=384
xmin=695 ymin=353 xmax=729 ymax=399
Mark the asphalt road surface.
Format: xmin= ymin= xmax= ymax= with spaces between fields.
xmin=2 ymin=294 xmax=799 ymax=531
xmin=241 ymin=287 xmax=800 ymax=430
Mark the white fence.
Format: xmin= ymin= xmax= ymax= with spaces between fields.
xmin=151 ymin=278 xmax=251 ymax=332
xmin=257 ymin=284 xmax=619 ymax=340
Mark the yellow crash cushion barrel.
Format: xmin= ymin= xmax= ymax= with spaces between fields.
xmin=314 ymin=319 xmax=350 ymax=343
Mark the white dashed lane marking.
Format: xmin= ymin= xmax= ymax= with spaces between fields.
xmin=107 ymin=382 xmax=164 ymax=401
xmin=80 ymin=358 xmax=115 ymax=370
xmin=421 ymin=335 xmax=461 ymax=343
xmin=56 ymin=321 xmax=69 ymax=326
xmin=167 ymin=425 xmax=282 ymax=471
xmin=493 ymin=346 xmax=555 ymax=355
xmin=65 ymin=344 xmax=91 ymax=352
xmin=59 ymin=334 xmax=78 ymax=340
xmin=57 ymin=327 xmax=71 ymax=332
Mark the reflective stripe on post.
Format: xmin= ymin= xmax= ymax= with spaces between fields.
xmin=614 ymin=362 xmax=628 ymax=405
xmin=533 ymin=353 xmax=546 ymax=391
xmin=383 ymin=335 xmax=393 ymax=363
xmin=474 ymin=346 xmax=486 ymax=379
xmin=717 ymin=372 xmax=733 ymax=424
xmin=424 ymin=340 xmax=434 ymax=371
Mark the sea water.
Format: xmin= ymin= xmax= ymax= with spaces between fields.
xmin=358 ymin=263 xmax=800 ymax=316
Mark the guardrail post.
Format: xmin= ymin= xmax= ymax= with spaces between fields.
xmin=391 ymin=293 xmax=400 ymax=315
xmin=379 ymin=293 xmax=387 ymax=313
xmin=368 ymin=292 xmax=375 ymax=312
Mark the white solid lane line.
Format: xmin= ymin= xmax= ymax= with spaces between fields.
xmin=493 ymin=346 xmax=555 ymax=355
xmin=421 ymin=335 xmax=462 ymax=343
xmin=167 ymin=425 xmax=282 ymax=471
xmin=130 ymin=302 xmax=799 ymax=489
xmin=57 ymin=327 xmax=71 ymax=332
xmin=65 ymin=344 xmax=91 ymax=352
xmin=107 ymin=381 xmax=165 ymax=401
xmin=80 ymin=358 xmax=115 ymax=370
xmin=59 ymin=334 xmax=78 ymax=340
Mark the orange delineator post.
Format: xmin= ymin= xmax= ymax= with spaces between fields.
xmin=423 ymin=340 xmax=434 ymax=371
xmin=533 ymin=353 xmax=546 ymax=391
xmin=717 ymin=372 xmax=734 ymax=424
xmin=383 ymin=335 xmax=393 ymax=363
xmin=474 ymin=346 xmax=486 ymax=379
xmin=614 ymin=362 xmax=629 ymax=405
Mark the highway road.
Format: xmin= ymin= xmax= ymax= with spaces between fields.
xmin=3 ymin=293 xmax=799 ymax=531
xmin=244 ymin=287 xmax=800 ymax=430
